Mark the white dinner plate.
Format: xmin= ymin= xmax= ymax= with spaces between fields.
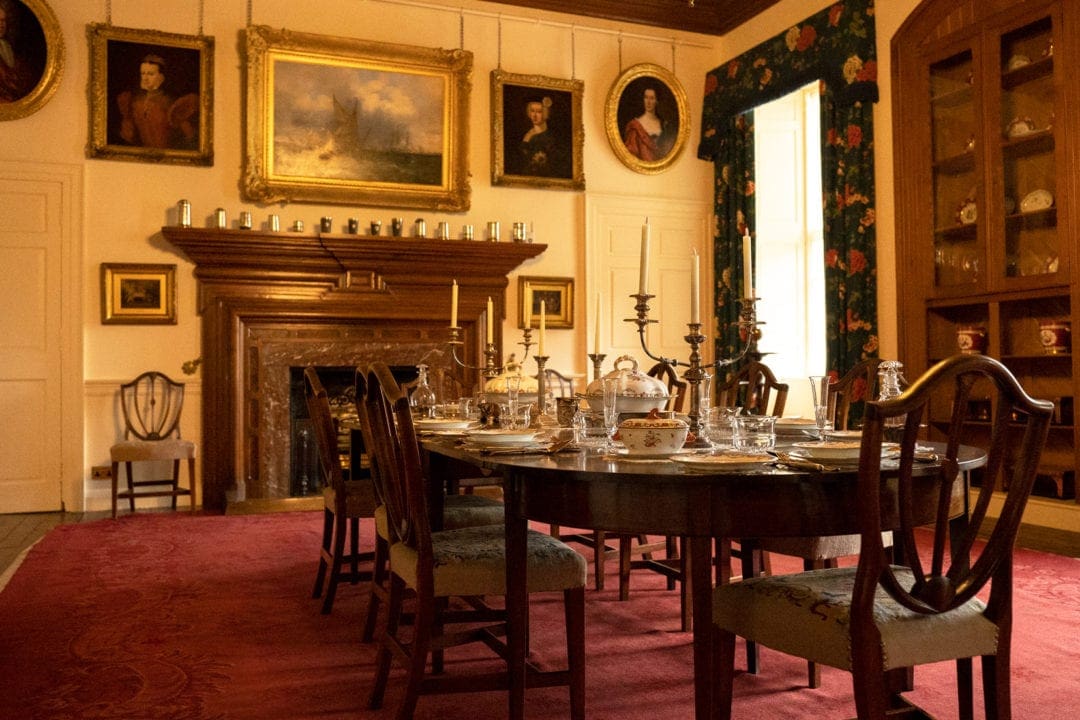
xmin=613 ymin=447 xmax=693 ymax=460
xmin=466 ymin=429 xmax=539 ymax=446
xmin=671 ymin=453 xmax=773 ymax=472
xmin=775 ymin=417 xmax=816 ymax=428
xmin=791 ymin=441 xmax=863 ymax=460
xmin=415 ymin=418 xmax=476 ymax=432
xmin=823 ymin=429 xmax=862 ymax=440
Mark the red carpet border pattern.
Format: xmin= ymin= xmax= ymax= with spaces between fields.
xmin=1 ymin=511 xmax=1077 ymax=719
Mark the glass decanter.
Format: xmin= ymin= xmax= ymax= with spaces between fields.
xmin=411 ymin=363 xmax=437 ymax=419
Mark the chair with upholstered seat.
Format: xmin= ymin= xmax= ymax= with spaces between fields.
xmin=362 ymin=363 xmax=586 ymax=720
xmin=755 ymin=357 xmax=885 ymax=686
xmin=354 ymin=366 xmax=505 ymax=643
xmin=304 ymin=367 xmax=380 ymax=614
xmin=712 ymin=353 xmax=1053 ymax=719
xmin=109 ymin=371 xmax=197 ymax=519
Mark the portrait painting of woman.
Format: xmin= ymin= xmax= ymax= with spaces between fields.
xmin=605 ymin=64 xmax=688 ymax=175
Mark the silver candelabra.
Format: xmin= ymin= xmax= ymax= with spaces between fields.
xmin=626 ymin=292 xmax=759 ymax=447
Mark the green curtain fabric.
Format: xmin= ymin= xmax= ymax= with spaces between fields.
xmin=711 ymin=113 xmax=756 ymax=367
xmin=697 ymin=0 xmax=879 ymax=378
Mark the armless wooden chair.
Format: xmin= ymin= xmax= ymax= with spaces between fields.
xmin=110 ymin=371 xmax=197 ymax=519
xmin=647 ymin=360 xmax=688 ymax=412
xmin=712 ymin=353 xmax=1054 ymax=720
xmin=363 ymin=363 xmax=586 ymax=720
xmin=714 ymin=359 xmax=789 ymax=417
xmin=354 ymin=366 xmax=504 ymax=643
xmin=304 ymin=367 xmax=379 ymax=614
xmin=542 ymin=367 xmax=576 ymax=397
xmin=756 ymin=357 xmax=885 ymax=685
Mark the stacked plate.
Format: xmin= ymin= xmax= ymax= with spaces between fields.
xmin=775 ymin=417 xmax=820 ymax=440
xmin=415 ymin=418 xmax=476 ymax=433
xmin=672 ymin=452 xmax=773 ymax=472
xmin=464 ymin=428 xmax=541 ymax=449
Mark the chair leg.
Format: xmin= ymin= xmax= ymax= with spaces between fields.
xmin=321 ymin=509 xmax=348 ymax=614
xmin=126 ymin=461 xmax=136 ymax=512
xmin=957 ymin=657 xmax=975 ymax=720
xmin=349 ymin=516 xmax=361 ymax=580
xmin=369 ymin=574 xmax=405 ymax=710
xmin=981 ymin=648 xmax=1010 ymax=720
xmin=564 ymin=586 xmax=586 ymax=720
xmin=618 ymin=535 xmax=632 ymax=600
xmin=312 ymin=507 xmax=333 ymax=600
xmin=170 ymin=459 xmax=180 ymax=510
xmin=187 ymin=458 xmax=197 ymax=513
xmin=110 ymin=462 xmax=120 ymax=519
xmin=397 ymin=589 xmax=435 ymax=720
xmin=593 ymin=530 xmax=606 ymax=590
xmin=362 ymin=533 xmax=389 ymax=643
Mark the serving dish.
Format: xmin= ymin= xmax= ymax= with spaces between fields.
xmin=584 ymin=355 xmax=669 ymax=414
xmin=1020 ymin=188 xmax=1054 ymax=213
xmin=1005 ymin=116 xmax=1037 ymax=138
xmin=956 ymin=200 xmax=977 ymax=225
xmin=1006 ymin=53 xmax=1031 ymax=71
xmin=616 ymin=411 xmax=689 ymax=455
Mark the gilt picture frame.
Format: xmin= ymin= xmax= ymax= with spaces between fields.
xmin=101 ymin=263 xmax=177 ymax=325
xmin=0 ymin=0 xmax=64 ymax=121
xmin=86 ymin=24 xmax=214 ymax=165
xmin=243 ymin=25 xmax=472 ymax=211
xmin=491 ymin=69 xmax=584 ymax=190
xmin=604 ymin=63 xmax=689 ymax=175
xmin=518 ymin=276 xmax=574 ymax=329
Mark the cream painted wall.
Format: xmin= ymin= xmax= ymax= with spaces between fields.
xmin=0 ymin=0 xmax=723 ymax=509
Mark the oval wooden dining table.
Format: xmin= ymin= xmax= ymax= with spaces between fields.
xmin=423 ymin=439 xmax=983 ymax=720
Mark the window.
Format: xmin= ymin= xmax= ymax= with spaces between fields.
xmin=753 ymin=81 xmax=825 ymax=384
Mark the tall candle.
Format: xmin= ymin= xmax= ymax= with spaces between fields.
xmin=690 ymin=248 xmax=700 ymax=324
xmin=486 ymin=296 xmax=494 ymax=345
xmin=450 ymin=279 xmax=458 ymax=328
xmin=741 ymin=232 xmax=754 ymax=298
xmin=639 ymin=218 xmax=651 ymax=295
xmin=593 ymin=293 xmax=602 ymax=355
xmin=538 ymin=300 xmax=546 ymax=356
xmin=524 ymin=281 xmax=532 ymax=329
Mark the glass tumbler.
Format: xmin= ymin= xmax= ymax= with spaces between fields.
xmin=734 ymin=415 xmax=777 ymax=454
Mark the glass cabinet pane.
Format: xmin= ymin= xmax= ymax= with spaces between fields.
xmin=999 ymin=16 xmax=1058 ymax=280
xmin=930 ymin=50 xmax=978 ymax=288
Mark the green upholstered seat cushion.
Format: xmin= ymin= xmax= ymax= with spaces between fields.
xmin=713 ymin=566 xmax=998 ymax=671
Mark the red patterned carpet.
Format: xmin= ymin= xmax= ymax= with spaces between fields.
xmin=1 ymin=511 xmax=1077 ymax=719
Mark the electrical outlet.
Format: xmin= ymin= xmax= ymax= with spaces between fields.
xmin=91 ymin=465 xmax=112 ymax=480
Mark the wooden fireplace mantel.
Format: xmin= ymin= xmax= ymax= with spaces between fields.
xmin=162 ymin=227 xmax=545 ymax=511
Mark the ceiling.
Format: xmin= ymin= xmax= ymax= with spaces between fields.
xmin=484 ymin=0 xmax=781 ymax=36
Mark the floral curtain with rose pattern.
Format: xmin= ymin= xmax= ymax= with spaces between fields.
xmin=698 ymin=0 xmax=879 ymax=380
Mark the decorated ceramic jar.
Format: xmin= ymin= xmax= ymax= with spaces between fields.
xmin=483 ymin=360 xmax=539 ymax=402
xmin=615 ymin=410 xmax=689 ymax=455
xmin=1039 ymin=319 xmax=1071 ymax=356
xmin=956 ymin=325 xmax=988 ymax=354
xmin=585 ymin=355 xmax=670 ymax=414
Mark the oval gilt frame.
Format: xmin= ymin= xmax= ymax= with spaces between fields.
xmin=0 ymin=0 xmax=64 ymax=121
xmin=604 ymin=63 xmax=689 ymax=175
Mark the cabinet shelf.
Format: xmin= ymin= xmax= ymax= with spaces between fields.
xmin=1001 ymin=55 xmax=1053 ymax=89
xmin=933 ymin=150 xmax=976 ymax=174
xmin=1001 ymin=129 xmax=1054 ymax=155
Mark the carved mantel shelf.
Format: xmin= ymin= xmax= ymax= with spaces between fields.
xmin=161 ymin=227 xmax=545 ymax=511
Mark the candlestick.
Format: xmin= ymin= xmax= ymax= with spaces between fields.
xmin=533 ymin=354 xmax=549 ymax=417
xmin=538 ymin=299 xmax=546 ymax=356
xmin=742 ymin=232 xmax=753 ymax=298
xmin=639 ymin=218 xmax=651 ymax=295
xmin=450 ymin=279 xmax=459 ymax=328
xmin=486 ymin=296 xmax=494 ymax=345
xmin=690 ymin=248 xmax=700 ymax=325
xmin=593 ymin=293 xmax=602 ymax=355
xmin=587 ymin=353 xmax=607 ymax=382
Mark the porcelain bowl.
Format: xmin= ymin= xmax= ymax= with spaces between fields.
xmin=616 ymin=414 xmax=689 ymax=455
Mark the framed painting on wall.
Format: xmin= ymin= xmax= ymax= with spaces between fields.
xmin=86 ymin=24 xmax=214 ymax=165
xmin=605 ymin=63 xmax=689 ymax=175
xmin=0 ymin=0 xmax=64 ymax=121
xmin=243 ymin=25 xmax=473 ymax=211
xmin=101 ymin=263 xmax=177 ymax=325
xmin=491 ymin=69 xmax=584 ymax=190
xmin=519 ymin=276 xmax=574 ymax=329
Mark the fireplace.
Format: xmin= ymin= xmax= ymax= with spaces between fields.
xmin=161 ymin=227 xmax=545 ymax=511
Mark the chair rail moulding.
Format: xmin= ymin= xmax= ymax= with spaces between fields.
xmin=161 ymin=227 xmax=545 ymax=511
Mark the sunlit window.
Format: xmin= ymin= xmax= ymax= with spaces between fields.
xmin=753 ymin=81 xmax=825 ymax=385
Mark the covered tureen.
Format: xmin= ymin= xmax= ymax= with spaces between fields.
xmin=585 ymin=355 xmax=670 ymax=414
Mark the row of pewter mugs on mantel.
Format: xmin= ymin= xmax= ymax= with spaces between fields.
xmin=174 ymin=199 xmax=534 ymax=242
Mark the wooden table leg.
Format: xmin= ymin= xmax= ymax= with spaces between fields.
xmin=689 ymin=535 xmax=714 ymax=720
xmin=504 ymin=470 xmax=527 ymax=720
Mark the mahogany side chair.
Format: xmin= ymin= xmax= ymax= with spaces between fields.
xmin=712 ymin=353 xmax=1054 ymax=719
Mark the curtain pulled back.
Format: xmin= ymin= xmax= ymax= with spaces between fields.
xmin=698 ymin=0 xmax=879 ymax=378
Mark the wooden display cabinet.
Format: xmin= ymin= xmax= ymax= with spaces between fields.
xmin=894 ymin=0 xmax=1079 ymax=508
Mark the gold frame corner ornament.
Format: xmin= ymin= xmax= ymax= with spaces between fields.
xmin=243 ymin=25 xmax=472 ymax=211
xmin=604 ymin=63 xmax=689 ymax=175
xmin=85 ymin=23 xmax=214 ymax=165
xmin=0 ymin=0 xmax=64 ymax=121
xmin=491 ymin=68 xmax=585 ymax=191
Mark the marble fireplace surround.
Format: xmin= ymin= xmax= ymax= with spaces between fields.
xmin=161 ymin=227 xmax=544 ymax=511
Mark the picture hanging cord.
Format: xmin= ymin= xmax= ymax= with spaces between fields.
xmin=459 ymin=8 xmax=464 ymax=51
xmin=199 ymin=0 xmax=205 ymax=36
xmin=247 ymin=0 xmax=253 ymax=27
xmin=618 ymin=32 xmax=623 ymax=72
xmin=104 ymin=0 xmax=110 ymax=25
xmin=496 ymin=15 xmax=502 ymax=70
xmin=571 ymin=26 xmax=576 ymax=80
xmin=105 ymin=0 xmax=205 ymax=35
xmin=671 ymin=40 xmax=677 ymax=75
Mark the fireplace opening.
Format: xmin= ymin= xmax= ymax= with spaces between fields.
xmin=289 ymin=365 xmax=419 ymax=497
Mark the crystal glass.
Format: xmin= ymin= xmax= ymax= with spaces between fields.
xmin=706 ymin=406 xmax=742 ymax=448
xmin=505 ymin=374 xmax=522 ymax=425
xmin=602 ymin=377 xmax=620 ymax=450
xmin=809 ymin=375 xmax=833 ymax=434
xmin=733 ymin=415 xmax=777 ymax=454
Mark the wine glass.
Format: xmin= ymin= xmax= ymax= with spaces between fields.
xmin=602 ymin=377 xmax=620 ymax=450
xmin=808 ymin=375 xmax=833 ymax=437
xmin=505 ymin=374 xmax=522 ymax=429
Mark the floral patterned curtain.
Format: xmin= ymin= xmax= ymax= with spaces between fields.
xmin=698 ymin=0 xmax=879 ymax=378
